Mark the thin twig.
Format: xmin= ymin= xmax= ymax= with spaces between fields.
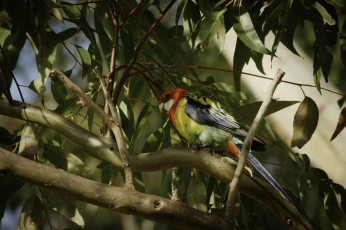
xmin=112 ymin=0 xmax=176 ymax=105
xmin=50 ymin=68 xmax=135 ymax=189
xmin=95 ymin=67 xmax=135 ymax=189
xmin=0 ymin=44 xmax=25 ymax=104
xmin=117 ymin=1 xmax=144 ymax=28
xmin=106 ymin=0 xmax=119 ymax=98
xmin=225 ymin=69 xmax=285 ymax=223
xmin=127 ymin=65 xmax=344 ymax=96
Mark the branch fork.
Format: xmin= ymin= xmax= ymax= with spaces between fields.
xmin=50 ymin=68 xmax=135 ymax=190
xmin=225 ymin=69 xmax=286 ymax=223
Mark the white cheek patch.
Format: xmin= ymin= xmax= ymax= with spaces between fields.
xmin=160 ymin=99 xmax=174 ymax=112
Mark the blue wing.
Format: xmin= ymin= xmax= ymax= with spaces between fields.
xmin=184 ymin=93 xmax=266 ymax=151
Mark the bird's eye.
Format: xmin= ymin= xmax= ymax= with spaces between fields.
xmin=164 ymin=94 xmax=170 ymax=101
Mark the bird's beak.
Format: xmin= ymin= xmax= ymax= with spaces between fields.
xmin=159 ymin=103 xmax=163 ymax=112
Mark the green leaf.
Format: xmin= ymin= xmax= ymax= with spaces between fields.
xmin=313 ymin=49 xmax=322 ymax=94
xmin=175 ymin=0 xmax=185 ymax=25
xmin=41 ymin=189 xmax=85 ymax=227
xmin=325 ymin=0 xmax=346 ymax=12
xmin=18 ymin=195 xmax=44 ymax=230
xmin=54 ymin=97 xmax=78 ymax=116
xmin=76 ymin=45 xmax=92 ymax=77
xmin=313 ymin=19 xmax=333 ymax=83
xmin=330 ymin=107 xmax=346 ymax=141
xmin=1 ymin=28 xmax=26 ymax=70
xmin=0 ymin=176 xmax=25 ymax=220
xmin=61 ymin=2 xmax=81 ymax=19
xmin=36 ymin=29 xmax=58 ymax=84
xmin=232 ymin=5 xmax=270 ymax=55
xmin=340 ymin=21 xmax=346 ymax=67
xmin=187 ymin=175 xmax=207 ymax=212
xmin=199 ymin=9 xmax=226 ymax=52
xmin=313 ymin=2 xmax=336 ymax=25
xmin=233 ymin=38 xmax=251 ymax=91
xmin=56 ymin=28 xmax=80 ymax=42
xmin=29 ymin=79 xmax=46 ymax=96
xmin=337 ymin=96 xmax=346 ymax=108
xmin=51 ymin=77 xmax=67 ymax=104
xmin=236 ymin=100 xmax=299 ymax=124
xmin=251 ymin=51 xmax=265 ymax=75
xmin=183 ymin=1 xmax=201 ymax=49
xmin=291 ymin=97 xmax=319 ymax=148
xmin=43 ymin=144 xmax=68 ymax=170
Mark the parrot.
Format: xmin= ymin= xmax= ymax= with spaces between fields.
xmin=158 ymin=88 xmax=298 ymax=209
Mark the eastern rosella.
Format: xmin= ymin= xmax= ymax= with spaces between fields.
xmin=158 ymin=88 xmax=297 ymax=208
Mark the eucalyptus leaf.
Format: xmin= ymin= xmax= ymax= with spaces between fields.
xmin=330 ymin=107 xmax=346 ymax=141
xmin=183 ymin=1 xmax=201 ymax=49
xmin=232 ymin=5 xmax=270 ymax=55
xmin=51 ymin=77 xmax=67 ymax=104
xmin=43 ymin=144 xmax=68 ymax=170
xmin=41 ymin=189 xmax=85 ymax=227
xmin=187 ymin=175 xmax=207 ymax=212
xmin=18 ymin=195 xmax=44 ymax=230
xmin=198 ymin=9 xmax=226 ymax=51
xmin=29 ymin=79 xmax=46 ymax=96
xmin=291 ymin=97 xmax=319 ymax=148
xmin=75 ymin=45 xmax=92 ymax=77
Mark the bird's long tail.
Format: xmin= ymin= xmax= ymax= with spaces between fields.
xmin=247 ymin=153 xmax=298 ymax=210
xmin=226 ymin=136 xmax=299 ymax=210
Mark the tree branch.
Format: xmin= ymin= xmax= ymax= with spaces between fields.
xmin=0 ymin=148 xmax=233 ymax=230
xmin=95 ymin=67 xmax=135 ymax=189
xmin=50 ymin=69 xmax=135 ymax=189
xmin=0 ymin=98 xmax=316 ymax=230
xmin=225 ymin=69 xmax=285 ymax=223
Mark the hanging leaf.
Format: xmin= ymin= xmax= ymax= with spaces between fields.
xmin=325 ymin=0 xmax=346 ymax=10
xmin=236 ymin=100 xmax=299 ymax=124
xmin=198 ymin=9 xmax=226 ymax=52
xmin=313 ymin=48 xmax=322 ymax=94
xmin=183 ymin=1 xmax=201 ymax=49
xmin=187 ymin=174 xmax=207 ymax=212
xmin=232 ymin=5 xmax=270 ymax=55
xmin=233 ymin=38 xmax=251 ymax=91
xmin=43 ymin=144 xmax=68 ymax=170
xmin=291 ymin=97 xmax=319 ymax=149
xmin=76 ymin=45 xmax=92 ymax=77
xmin=340 ymin=21 xmax=346 ymax=67
xmin=175 ymin=0 xmax=185 ymax=25
xmin=36 ymin=29 xmax=58 ymax=84
xmin=18 ymin=195 xmax=44 ymax=230
xmin=41 ymin=189 xmax=85 ymax=227
xmin=29 ymin=79 xmax=46 ymax=96
xmin=56 ymin=27 xmax=80 ymax=42
xmin=313 ymin=2 xmax=336 ymax=25
xmin=330 ymin=107 xmax=346 ymax=141
xmin=61 ymin=2 xmax=81 ymax=19
xmin=51 ymin=77 xmax=67 ymax=104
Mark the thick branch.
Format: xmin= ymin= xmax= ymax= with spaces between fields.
xmin=51 ymin=69 xmax=135 ymax=189
xmin=0 ymin=148 xmax=233 ymax=230
xmin=0 ymin=98 xmax=316 ymax=230
xmin=225 ymin=69 xmax=286 ymax=222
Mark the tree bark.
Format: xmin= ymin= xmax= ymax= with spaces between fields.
xmin=0 ymin=98 xmax=317 ymax=230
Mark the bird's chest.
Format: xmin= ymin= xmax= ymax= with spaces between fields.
xmin=174 ymin=100 xmax=229 ymax=149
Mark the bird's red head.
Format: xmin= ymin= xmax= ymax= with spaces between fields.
xmin=158 ymin=88 xmax=187 ymax=126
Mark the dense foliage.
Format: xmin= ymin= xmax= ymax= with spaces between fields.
xmin=0 ymin=0 xmax=345 ymax=229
